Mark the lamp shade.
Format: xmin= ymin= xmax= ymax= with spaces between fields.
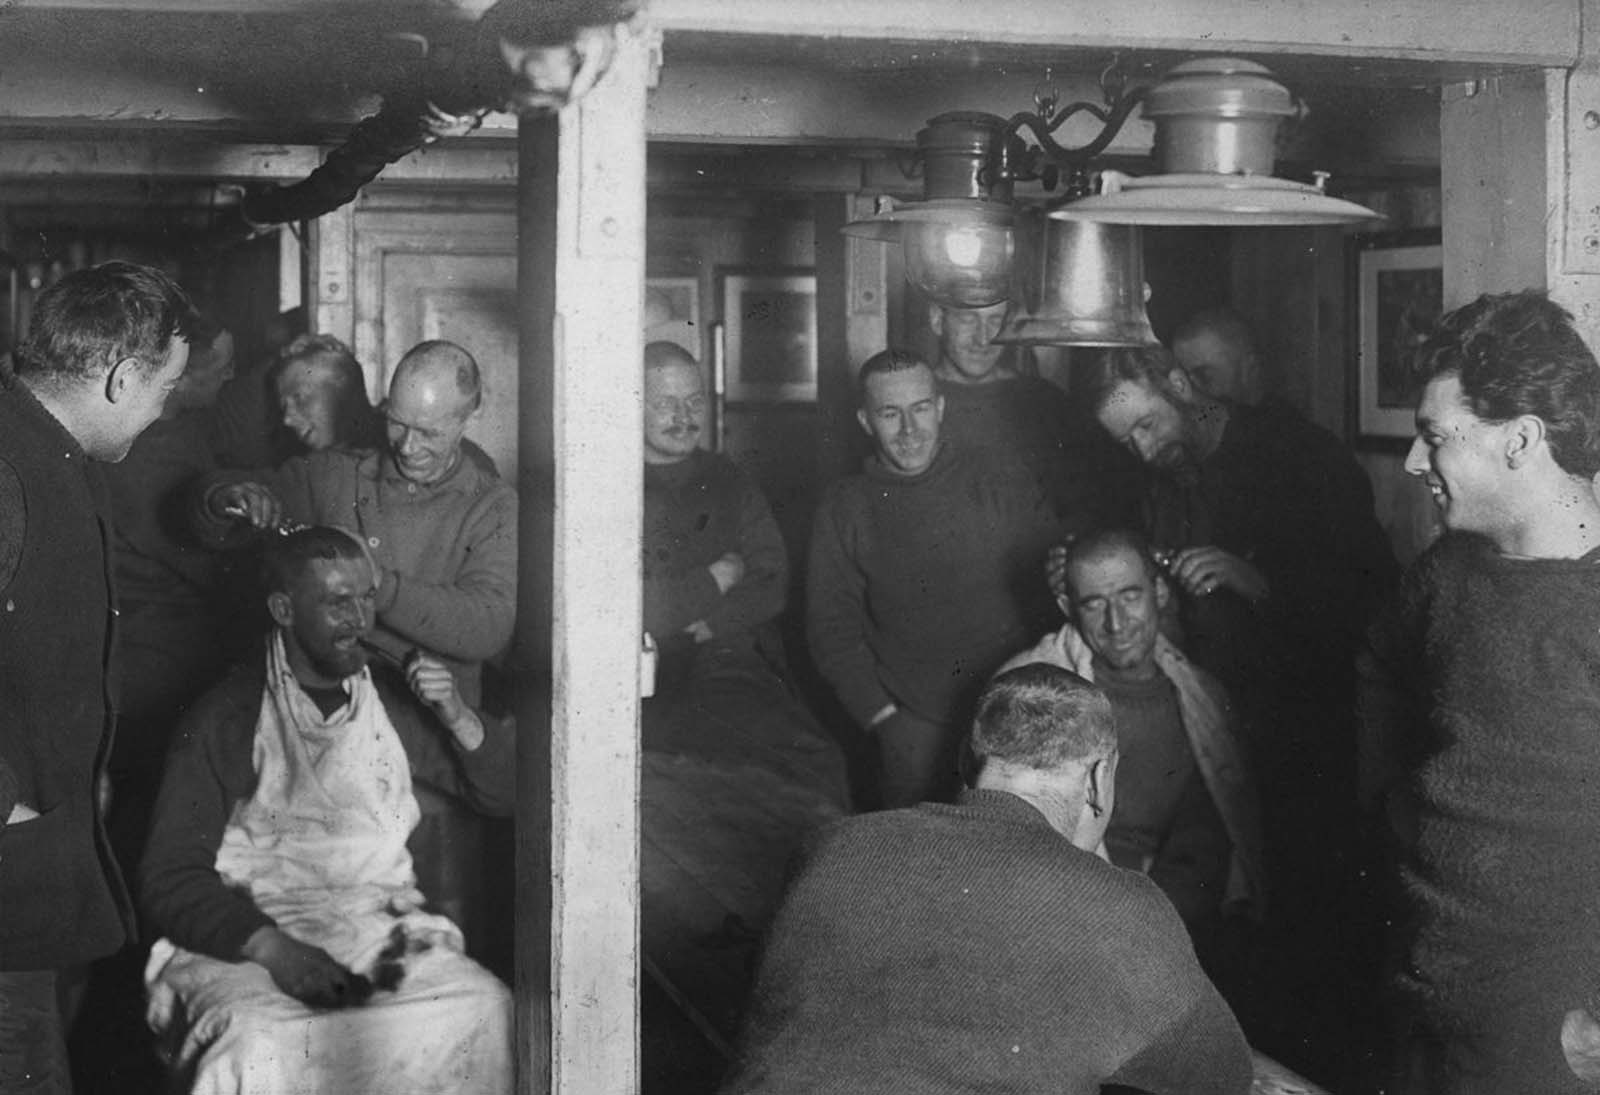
xmin=1055 ymin=170 xmax=1385 ymax=226
xmin=1054 ymin=57 xmax=1382 ymax=228
xmin=995 ymin=218 xmax=1157 ymax=347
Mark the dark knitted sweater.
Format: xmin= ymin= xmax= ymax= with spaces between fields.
xmin=642 ymin=450 xmax=787 ymax=650
xmin=723 ymin=789 xmax=1251 ymax=1094
xmin=1360 ymin=533 xmax=1600 ymax=1088
xmin=139 ymin=655 xmax=515 ymax=962
xmin=937 ymin=375 xmax=1140 ymax=532
xmin=806 ymin=443 xmax=1062 ymax=727
xmin=1145 ymin=401 xmax=1396 ymax=693
xmin=0 ymin=368 xmax=135 ymax=969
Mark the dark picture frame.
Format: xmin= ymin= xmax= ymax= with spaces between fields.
xmin=1349 ymin=229 xmax=1443 ymax=443
xmin=717 ymin=267 xmax=818 ymax=403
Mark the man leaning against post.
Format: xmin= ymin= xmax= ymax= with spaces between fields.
xmin=0 ymin=261 xmax=198 ymax=1094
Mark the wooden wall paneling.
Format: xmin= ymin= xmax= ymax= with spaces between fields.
xmin=309 ymin=202 xmax=354 ymax=346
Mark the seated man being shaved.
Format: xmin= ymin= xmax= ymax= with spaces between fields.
xmin=140 ymin=526 xmax=513 ymax=1095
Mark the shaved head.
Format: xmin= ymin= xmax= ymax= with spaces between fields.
xmin=644 ymin=340 xmax=699 ymax=372
xmin=385 ymin=340 xmax=481 ymax=485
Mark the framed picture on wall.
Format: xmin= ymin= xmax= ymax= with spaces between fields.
xmin=645 ymin=276 xmax=702 ymax=358
xmin=1350 ymin=230 xmax=1443 ymax=442
xmin=718 ymin=268 xmax=818 ymax=403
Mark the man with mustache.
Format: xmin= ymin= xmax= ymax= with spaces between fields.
xmin=140 ymin=525 xmax=513 ymax=1095
xmin=808 ymin=349 xmax=1062 ymax=808
xmin=639 ymin=340 xmax=848 ymax=798
xmin=1360 ymin=291 xmax=1600 ymax=1094
xmin=642 ymin=340 xmax=787 ymax=667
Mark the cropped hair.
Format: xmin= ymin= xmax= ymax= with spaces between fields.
xmin=644 ymin=340 xmax=699 ymax=371
xmin=1413 ymin=290 xmax=1600 ymax=479
xmin=270 ymin=334 xmax=381 ymax=450
xmin=1171 ymin=307 xmax=1257 ymax=360
xmin=856 ymin=348 xmax=931 ymax=402
xmin=14 ymin=261 xmax=199 ymax=386
xmin=1082 ymin=344 xmax=1181 ymax=414
xmin=1058 ymin=527 xmax=1162 ymax=594
xmin=398 ymin=339 xmax=482 ymax=414
xmin=260 ymin=525 xmax=369 ymax=596
xmin=969 ymin=663 xmax=1116 ymax=771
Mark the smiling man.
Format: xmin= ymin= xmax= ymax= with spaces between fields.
xmin=640 ymin=342 xmax=789 ymax=678
xmin=199 ymin=339 xmax=516 ymax=705
xmin=141 ymin=526 xmax=514 ymax=1095
xmin=1005 ymin=528 xmax=1263 ymax=939
xmin=1360 ymin=290 xmax=1600 ymax=1095
xmin=807 ymin=349 xmax=1062 ymax=807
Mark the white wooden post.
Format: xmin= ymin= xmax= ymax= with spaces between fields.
xmin=513 ymin=18 xmax=654 ymax=1095
xmin=1440 ymin=0 xmax=1600 ymax=348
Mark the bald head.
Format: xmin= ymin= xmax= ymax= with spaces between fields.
xmin=392 ymin=340 xmax=481 ymax=412
xmin=384 ymin=340 xmax=481 ymax=485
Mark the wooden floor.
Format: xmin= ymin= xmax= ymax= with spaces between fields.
xmin=641 ymin=748 xmax=847 ymax=1057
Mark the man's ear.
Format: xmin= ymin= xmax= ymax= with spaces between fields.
xmin=1087 ymin=754 xmax=1114 ymax=817
xmin=1505 ymin=415 xmax=1546 ymax=469
xmin=266 ymin=591 xmax=294 ymax=630
xmin=856 ymin=407 xmax=872 ymax=438
xmin=934 ymin=393 xmax=946 ymax=425
xmin=927 ymin=303 xmax=945 ymax=339
xmin=1154 ymin=572 xmax=1172 ymax=611
xmin=1164 ymin=367 xmax=1195 ymax=403
xmin=104 ymin=357 xmax=143 ymax=405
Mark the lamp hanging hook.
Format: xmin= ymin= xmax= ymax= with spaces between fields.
xmin=1099 ymin=52 xmax=1127 ymax=107
xmin=1033 ymin=67 xmax=1059 ymax=118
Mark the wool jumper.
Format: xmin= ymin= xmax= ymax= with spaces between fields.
xmin=937 ymin=375 xmax=1141 ymax=532
xmin=1143 ymin=400 xmax=1396 ymax=699
xmin=196 ymin=447 xmax=516 ymax=702
xmin=0 ymin=367 xmax=135 ymax=970
xmin=806 ymin=443 xmax=1062 ymax=729
xmin=723 ymin=789 xmax=1251 ymax=1094
xmin=642 ymin=450 xmax=786 ymax=655
xmin=1361 ymin=533 xmax=1600 ymax=1094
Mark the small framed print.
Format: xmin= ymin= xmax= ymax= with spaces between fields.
xmin=1350 ymin=230 xmax=1442 ymax=442
xmin=718 ymin=268 xmax=817 ymax=403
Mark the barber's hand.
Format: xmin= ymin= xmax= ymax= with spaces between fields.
xmin=1169 ymin=546 xmax=1269 ymax=603
xmin=405 ymin=652 xmax=485 ymax=750
xmin=211 ymin=482 xmax=284 ymax=531
xmin=1045 ymin=544 xmax=1070 ymax=601
xmin=708 ymin=552 xmax=746 ymax=594
xmin=684 ymin=619 xmax=713 ymax=644
xmin=242 ymin=926 xmax=363 ymax=1008
xmin=1563 ymin=1007 xmax=1600 ymax=1082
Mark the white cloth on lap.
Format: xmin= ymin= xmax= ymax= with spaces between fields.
xmin=146 ymin=633 xmax=511 ymax=1095
xmin=146 ymin=937 xmax=511 ymax=1095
